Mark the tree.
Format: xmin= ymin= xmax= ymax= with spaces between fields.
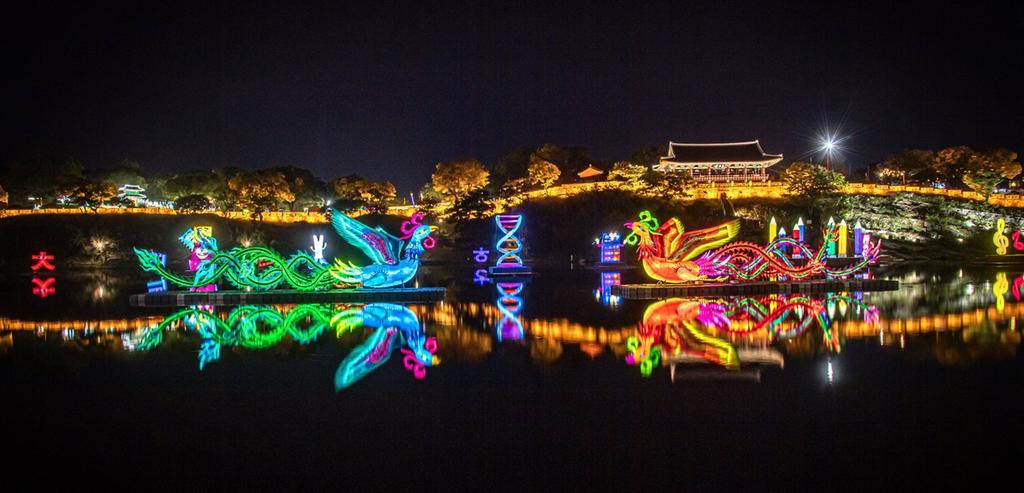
xmin=492 ymin=146 xmax=534 ymax=184
xmin=269 ymin=165 xmax=328 ymax=211
xmin=963 ymin=170 xmax=1005 ymax=198
xmin=497 ymin=177 xmax=530 ymax=199
xmin=449 ymin=188 xmax=493 ymax=222
xmin=877 ymin=149 xmax=934 ymax=185
xmin=164 ymin=170 xmax=227 ymax=201
xmin=628 ymin=145 xmax=663 ymax=167
xmin=965 ymin=148 xmax=1021 ymax=191
xmin=644 ymin=171 xmax=694 ymax=199
xmin=431 ymin=159 xmax=489 ymax=201
xmin=0 ymin=183 xmax=7 ymax=207
xmin=528 ymin=161 xmax=561 ymax=188
xmin=101 ymin=159 xmax=148 ymax=188
xmin=58 ymin=179 xmax=118 ymax=210
xmin=0 ymin=156 xmax=84 ymax=206
xmin=780 ymin=162 xmax=848 ymax=198
xmin=227 ymin=170 xmax=295 ymax=220
xmin=932 ymin=146 xmax=974 ymax=188
xmin=608 ymin=161 xmax=647 ymax=185
xmin=934 ymin=146 xmax=1021 ymax=191
xmin=174 ymin=194 xmax=213 ymax=214
xmin=330 ymin=175 xmax=396 ymax=212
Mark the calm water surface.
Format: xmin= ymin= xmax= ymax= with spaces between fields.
xmin=2 ymin=266 xmax=1022 ymax=489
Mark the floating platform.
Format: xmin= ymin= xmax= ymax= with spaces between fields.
xmin=489 ymin=265 xmax=534 ymax=276
xmin=130 ymin=287 xmax=446 ymax=307
xmin=611 ymin=279 xmax=899 ymax=299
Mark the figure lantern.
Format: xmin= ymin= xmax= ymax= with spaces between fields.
xmin=135 ymin=211 xmax=438 ymax=291
xmin=311 ymin=234 xmax=327 ymax=264
xmin=624 ymin=210 xmax=880 ymax=283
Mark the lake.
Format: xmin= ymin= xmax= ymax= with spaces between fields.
xmin=2 ymin=265 xmax=1021 ymax=489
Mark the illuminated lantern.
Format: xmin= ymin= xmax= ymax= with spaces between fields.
xmin=473 ymin=269 xmax=490 ymax=285
xmin=491 ymin=214 xmax=531 ymax=275
xmin=838 ymin=219 xmax=848 ymax=256
xmin=768 ymin=216 xmax=777 ymax=244
xmin=31 ymin=251 xmax=55 ymax=271
xmin=777 ymin=226 xmax=788 ymax=255
xmin=596 ymin=231 xmax=623 ymax=263
xmin=854 ymin=221 xmax=864 ymax=256
xmin=826 ymin=217 xmax=837 ymax=258
xmin=994 ymin=218 xmax=1009 ymax=255
xmin=862 ymin=233 xmax=872 ymax=258
xmin=473 ymin=247 xmax=489 ymax=263
xmin=792 ymin=218 xmax=804 ymax=259
xmin=311 ymin=235 xmax=327 ymax=264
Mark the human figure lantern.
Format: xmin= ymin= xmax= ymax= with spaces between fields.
xmin=594 ymin=231 xmax=623 ymax=263
xmin=135 ymin=210 xmax=437 ymax=290
xmin=624 ymin=210 xmax=880 ymax=283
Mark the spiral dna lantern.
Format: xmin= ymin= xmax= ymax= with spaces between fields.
xmin=495 ymin=281 xmax=524 ymax=341
xmin=494 ymin=215 xmax=524 ymax=266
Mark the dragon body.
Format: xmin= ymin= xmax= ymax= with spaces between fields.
xmin=134 ymin=210 xmax=436 ymax=290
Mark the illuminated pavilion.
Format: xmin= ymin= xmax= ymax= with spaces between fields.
xmin=652 ymin=140 xmax=783 ymax=183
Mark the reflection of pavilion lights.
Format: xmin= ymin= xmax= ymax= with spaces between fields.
xmin=826 ymin=357 xmax=835 ymax=385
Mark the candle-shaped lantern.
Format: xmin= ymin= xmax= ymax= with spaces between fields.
xmin=793 ymin=217 xmax=805 ymax=258
xmin=863 ymin=232 xmax=872 ymax=258
xmin=777 ymin=226 xmax=788 ymax=255
xmin=854 ymin=220 xmax=864 ymax=256
xmin=768 ymin=216 xmax=777 ymax=244
xmin=826 ymin=216 xmax=837 ymax=258
xmin=838 ymin=219 xmax=848 ymax=256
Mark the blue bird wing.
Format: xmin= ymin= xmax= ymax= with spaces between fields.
xmin=330 ymin=210 xmax=403 ymax=265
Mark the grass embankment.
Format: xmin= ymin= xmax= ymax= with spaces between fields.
xmin=1 ymin=190 xmax=1018 ymax=273
xmin=0 ymin=213 xmax=426 ymax=273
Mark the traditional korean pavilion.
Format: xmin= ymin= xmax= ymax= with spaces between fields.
xmin=652 ymin=140 xmax=783 ymax=183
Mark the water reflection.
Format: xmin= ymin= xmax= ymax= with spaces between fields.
xmin=122 ymin=303 xmax=439 ymax=390
xmin=625 ymin=294 xmax=878 ymax=379
xmin=3 ymin=269 xmax=1023 ymax=381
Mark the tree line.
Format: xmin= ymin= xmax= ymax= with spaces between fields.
xmin=875 ymin=146 xmax=1021 ymax=197
xmin=0 ymin=157 xmax=398 ymax=217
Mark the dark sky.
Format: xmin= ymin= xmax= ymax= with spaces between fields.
xmin=5 ymin=1 xmax=1023 ymax=192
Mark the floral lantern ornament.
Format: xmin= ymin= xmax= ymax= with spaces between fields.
xmin=400 ymin=212 xmax=436 ymax=249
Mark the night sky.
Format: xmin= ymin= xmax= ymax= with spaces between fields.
xmin=5 ymin=1 xmax=1022 ymax=192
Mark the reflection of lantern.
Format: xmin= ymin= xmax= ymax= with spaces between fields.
xmin=594 ymin=271 xmax=621 ymax=306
